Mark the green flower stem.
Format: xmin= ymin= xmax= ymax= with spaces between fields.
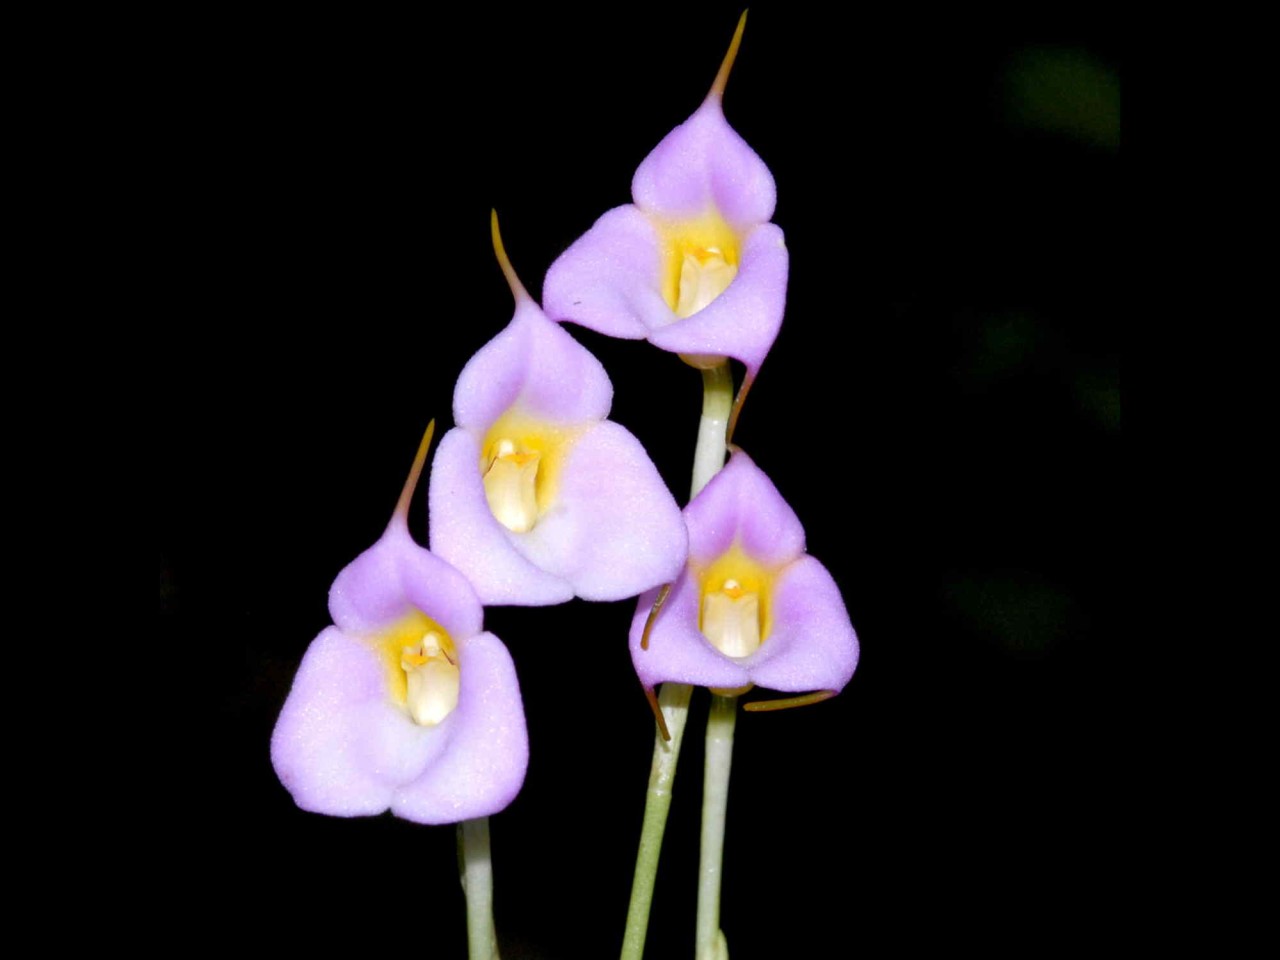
xmin=621 ymin=680 xmax=694 ymax=960
xmin=460 ymin=817 xmax=500 ymax=960
xmin=620 ymin=361 xmax=734 ymax=960
xmin=691 ymin=362 xmax=735 ymax=498
xmin=695 ymin=693 xmax=739 ymax=960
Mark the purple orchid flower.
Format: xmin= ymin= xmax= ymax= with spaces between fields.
xmin=542 ymin=14 xmax=786 ymax=414
xmin=271 ymin=423 xmax=528 ymax=823
xmin=428 ymin=214 xmax=688 ymax=607
xmin=629 ymin=449 xmax=859 ymax=703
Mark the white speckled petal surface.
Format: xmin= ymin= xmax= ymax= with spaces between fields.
xmin=328 ymin=524 xmax=484 ymax=640
xmin=746 ymin=556 xmax=860 ymax=693
xmin=542 ymin=205 xmax=666 ymax=339
xmin=646 ymin=223 xmax=788 ymax=379
xmin=684 ymin=450 xmax=805 ymax=569
xmin=631 ymin=99 xmax=777 ymax=227
xmin=513 ymin=420 xmax=688 ymax=602
xmin=628 ymin=579 xmax=752 ymax=691
xmin=270 ymin=627 xmax=444 ymax=817
xmin=392 ymin=631 xmax=529 ymax=824
xmin=453 ymin=304 xmax=613 ymax=433
xmin=428 ymin=426 xmax=575 ymax=606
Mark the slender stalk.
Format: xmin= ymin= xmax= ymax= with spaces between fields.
xmin=620 ymin=361 xmax=734 ymax=960
xmin=621 ymin=680 xmax=693 ymax=960
xmin=460 ymin=817 xmax=500 ymax=960
xmin=691 ymin=363 xmax=734 ymax=497
xmin=695 ymin=694 xmax=739 ymax=959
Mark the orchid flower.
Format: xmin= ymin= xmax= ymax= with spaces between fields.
xmin=271 ymin=423 xmax=528 ymax=823
xmin=629 ymin=449 xmax=859 ymax=705
xmin=542 ymin=13 xmax=786 ymax=430
xmin=428 ymin=214 xmax=688 ymax=607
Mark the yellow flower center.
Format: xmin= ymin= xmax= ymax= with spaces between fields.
xmin=373 ymin=610 xmax=460 ymax=727
xmin=480 ymin=413 xmax=581 ymax=533
xmin=658 ymin=211 xmax=741 ymax=320
xmin=697 ymin=546 xmax=774 ymax=659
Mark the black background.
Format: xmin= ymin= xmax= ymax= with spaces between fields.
xmin=158 ymin=6 xmax=1119 ymax=956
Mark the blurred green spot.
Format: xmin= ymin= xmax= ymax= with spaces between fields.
xmin=977 ymin=312 xmax=1041 ymax=380
xmin=946 ymin=574 xmax=1077 ymax=657
xmin=955 ymin=312 xmax=1045 ymax=387
xmin=1004 ymin=47 xmax=1120 ymax=151
xmin=1073 ymin=370 xmax=1122 ymax=432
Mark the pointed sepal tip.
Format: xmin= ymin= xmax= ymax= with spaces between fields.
xmin=392 ymin=419 xmax=436 ymax=528
xmin=709 ymin=11 xmax=749 ymax=101
xmin=491 ymin=209 xmax=532 ymax=303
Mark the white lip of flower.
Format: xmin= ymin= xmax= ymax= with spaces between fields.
xmin=693 ymin=544 xmax=776 ymax=669
xmin=676 ymin=245 xmax=738 ymax=318
xmin=483 ymin=437 xmax=541 ymax=533
xmin=700 ymin=577 xmax=763 ymax=659
xmin=400 ymin=630 xmax=461 ymax=727
xmin=476 ymin=411 xmax=583 ymax=538
xmin=698 ymin=569 xmax=768 ymax=700
xmin=659 ymin=210 xmax=743 ymax=322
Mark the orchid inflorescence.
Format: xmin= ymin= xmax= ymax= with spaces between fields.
xmin=272 ymin=13 xmax=859 ymax=957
